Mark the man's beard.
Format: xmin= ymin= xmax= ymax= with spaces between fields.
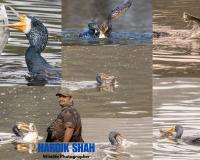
xmin=59 ymin=101 xmax=72 ymax=107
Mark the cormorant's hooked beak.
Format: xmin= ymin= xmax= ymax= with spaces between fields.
xmin=160 ymin=127 xmax=176 ymax=134
xmin=166 ymin=127 xmax=176 ymax=134
xmin=116 ymin=134 xmax=125 ymax=144
xmin=18 ymin=123 xmax=30 ymax=132
xmin=7 ymin=15 xmax=29 ymax=33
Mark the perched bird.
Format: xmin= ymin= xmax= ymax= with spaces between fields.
xmin=79 ymin=0 xmax=133 ymax=39
xmin=12 ymin=122 xmax=38 ymax=143
xmin=8 ymin=15 xmax=60 ymax=85
xmin=160 ymin=125 xmax=200 ymax=146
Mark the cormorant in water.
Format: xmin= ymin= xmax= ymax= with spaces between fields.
xmin=109 ymin=131 xmax=125 ymax=145
xmin=160 ymin=125 xmax=200 ymax=146
xmin=79 ymin=0 xmax=133 ymax=39
xmin=96 ymin=73 xmax=116 ymax=86
xmin=8 ymin=15 xmax=60 ymax=85
xmin=12 ymin=122 xmax=38 ymax=143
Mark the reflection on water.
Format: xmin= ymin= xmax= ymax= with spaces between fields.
xmin=62 ymin=45 xmax=152 ymax=118
xmin=0 ymin=0 xmax=61 ymax=86
xmin=153 ymin=0 xmax=200 ymax=77
xmin=62 ymin=0 xmax=152 ymax=45
xmin=153 ymin=78 xmax=200 ymax=160
xmin=0 ymin=86 xmax=152 ymax=159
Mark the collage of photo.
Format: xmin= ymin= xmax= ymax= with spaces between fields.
xmin=0 ymin=0 xmax=199 ymax=160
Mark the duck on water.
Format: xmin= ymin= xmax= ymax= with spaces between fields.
xmin=79 ymin=0 xmax=133 ymax=39
xmin=160 ymin=125 xmax=200 ymax=146
xmin=7 ymin=15 xmax=60 ymax=85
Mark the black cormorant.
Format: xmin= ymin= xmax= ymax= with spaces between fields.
xmin=8 ymin=15 xmax=60 ymax=85
xmin=160 ymin=125 xmax=200 ymax=146
xmin=109 ymin=131 xmax=124 ymax=145
xmin=96 ymin=73 xmax=115 ymax=86
xmin=79 ymin=0 xmax=133 ymax=38
xmin=12 ymin=122 xmax=38 ymax=143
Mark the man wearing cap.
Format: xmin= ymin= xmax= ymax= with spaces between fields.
xmin=46 ymin=90 xmax=84 ymax=142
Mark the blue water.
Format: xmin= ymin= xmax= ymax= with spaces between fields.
xmin=62 ymin=31 xmax=152 ymax=46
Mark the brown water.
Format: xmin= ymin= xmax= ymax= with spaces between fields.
xmin=0 ymin=118 xmax=152 ymax=160
xmin=153 ymin=1 xmax=200 ymax=160
xmin=0 ymin=0 xmax=61 ymax=85
xmin=62 ymin=45 xmax=152 ymax=118
xmin=153 ymin=78 xmax=200 ymax=160
xmin=0 ymin=87 xmax=152 ymax=160
xmin=153 ymin=0 xmax=200 ymax=78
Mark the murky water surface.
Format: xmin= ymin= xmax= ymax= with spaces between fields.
xmin=154 ymin=78 xmax=200 ymax=160
xmin=0 ymin=0 xmax=61 ymax=86
xmin=153 ymin=0 xmax=200 ymax=78
xmin=62 ymin=45 xmax=152 ymax=118
xmin=0 ymin=87 xmax=151 ymax=160
xmin=153 ymin=1 xmax=200 ymax=159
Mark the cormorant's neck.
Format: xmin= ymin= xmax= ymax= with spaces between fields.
xmin=25 ymin=46 xmax=42 ymax=72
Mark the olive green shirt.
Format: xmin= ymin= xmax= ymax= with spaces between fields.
xmin=49 ymin=105 xmax=84 ymax=142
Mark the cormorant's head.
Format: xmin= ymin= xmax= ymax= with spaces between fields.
xmin=8 ymin=15 xmax=48 ymax=52
xmin=88 ymin=22 xmax=99 ymax=32
xmin=164 ymin=125 xmax=184 ymax=139
xmin=175 ymin=125 xmax=184 ymax=138
xmin=109 ymin=131 xmax=124 ymax=145
xmin=96 ymin=73 xmax=103 ymax=85
xmin=88 ymin=22 xmax=100 ymax=37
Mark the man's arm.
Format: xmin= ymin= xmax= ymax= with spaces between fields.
xmin=63 ymin=128 xmax=74 ymax=142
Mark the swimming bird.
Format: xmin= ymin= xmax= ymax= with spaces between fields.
xmin=7 ymin=15 xmax=60 ymax=85
xmin=108 ymin=131 xmax=125 ymax=145
xmin=96 ymin=73 xmax=116 ymax=86
xmin=79 ymin=0 xmax=133 ymax=39
xmin=183 ymin=12 xmax=200 ymax=39
xmin=160 ymin=125 xmax=200 ymax=146
xmin=96 ymin=73 xmax=116 ymax=92
xmin=12 ymin=122 xmax=38 ymax=143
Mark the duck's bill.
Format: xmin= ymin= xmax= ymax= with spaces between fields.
xmin=6 ymin=15 xmax=27 ymax=32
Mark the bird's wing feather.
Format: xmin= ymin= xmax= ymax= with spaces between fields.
xmin=110 ymin=0 xmax=133 ymax=20
xmin=98 ymin=0 xmax=133 ymax=34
